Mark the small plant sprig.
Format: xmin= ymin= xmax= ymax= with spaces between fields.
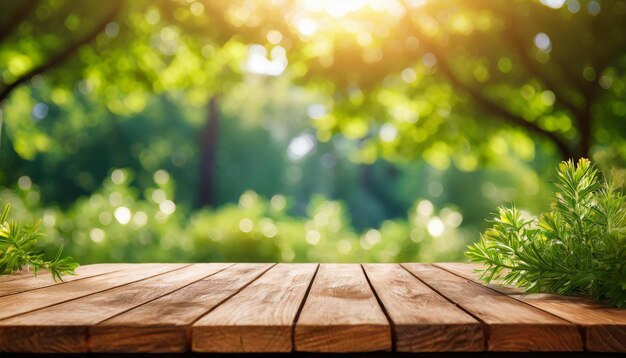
xmin=0 ymin=202 xmax=79 ymax=281
xmin=467 ymin=158 xmax=626 ymax=308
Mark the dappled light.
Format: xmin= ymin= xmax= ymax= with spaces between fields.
xmin=0 ymin=0 xmax=625 ymax=265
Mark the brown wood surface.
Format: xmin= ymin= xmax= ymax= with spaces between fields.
xmin=0 ymin=269 xmax=50 ymax=283
xmin=0 ymin=263 xmax=622 ymax=353
xmin=402 ymin=263 xmax=583 ymax=352
xmin=0 ymin=264 xmax=184 ymax=322
xmin=0 ymin=264 xmax=228 ymax=353
xmin=436 ymin=262 xmax=626 ymax=353
xmin=0 ymin=264 xmax=131 ymax=297
xmin=91 ymin=263 xmax=272 ymax=353
xmin=193 ymin=263 xmax=317 ymax=353
xmin=363 ymin=264 xmax=484 ymax=352
xmin=294 ymin=264 xmax=391 ymax=352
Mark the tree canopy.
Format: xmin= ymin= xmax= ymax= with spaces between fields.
xmin=2 ymin=0 xmax=625 ymax=165
xmin=1 ymin=0 xmax=625 ymax=264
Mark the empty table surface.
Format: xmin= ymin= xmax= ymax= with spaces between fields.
xmin=0 ymin=263 xmax=623 ymax=353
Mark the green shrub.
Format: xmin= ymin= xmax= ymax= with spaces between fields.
xmin=1 ymin=168 xmax=468 ymax=264
xmin=467 ymin=159 xmax=626 ymax=307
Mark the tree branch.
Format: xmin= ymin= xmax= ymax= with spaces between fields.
xmin=0 ymin=0 xmax=123 ymax=103
xmin=0 ymin=109 xmax=4 ymax=149
xmin=0 ymin=0 xmax=39 ymax=45
xmin=575 ymin=15 xmax=622 ymax=158
xmin=418 ymin=36 xmax=574 ymax=159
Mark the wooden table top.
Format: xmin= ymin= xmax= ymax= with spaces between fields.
xmin=0 ymin=263 xmax=624 ymax=353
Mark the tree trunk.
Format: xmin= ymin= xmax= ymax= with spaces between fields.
xmin=359 ymin=163 xmax=374 ymax=194
xmin=577 ymin=79 xmax=599 ymax=161
xmin=197 ymin=96 xmax=220 ymax=207
xmin=578 ymin=107 xmax=592 ymax=160
xmin=0 ymin=110 xmax=4 ymax=150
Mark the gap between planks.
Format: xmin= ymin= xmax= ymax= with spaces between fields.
xmin=91 ymin=263 xmax=274 ymax=353
xmin=363 ymin=264 xmax=484 ymax=352
xmin=361 ymin=264 xmax=399 ymax=352
xmin=0 ymin=263 xmax=136 ymax=297
xmin=1 ymin=263 xmax=622 ymax=353
xmin=290 ymin=263 xmax=319 ymax=351
xmin=401 ymin=264 xmax=583 ymax=352
xmin=0 ymin=264 xmax=207 ymax=352
xmin=294 ymin=264 xmax=392 ymax=352
xmin=398 ymin=264 xmax=491 ymax=351
xmin=193 ymin=263 xmax=317 ymax=353
xmin=0 ymin=269 xmax=52 ymax=283
xmin=0 ymin=264 xmax=191 ymax=322
xmin=195 ymin=263 xmax=481 ymax=353
xmin=435 ymin=262 xmax=626 ymax=353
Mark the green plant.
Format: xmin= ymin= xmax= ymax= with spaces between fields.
xmin=0 ymin=202 xmax=79 ymax=281
xmin=467 ymin=158 xmax=626 ymax=308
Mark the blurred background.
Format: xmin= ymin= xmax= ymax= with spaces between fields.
xmin=0 ymin=0 xmax=625 ymax=263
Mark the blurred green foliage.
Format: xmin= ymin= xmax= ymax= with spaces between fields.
xmin=1 ymin=171 xmax=468 ymax=263
xmin=1 ymin=0 xmax=625 ymax=263
xmin=0 ymin=75 xmax=563 ymax=263
xmin=3 ymin=0 xmax=626 ymax=163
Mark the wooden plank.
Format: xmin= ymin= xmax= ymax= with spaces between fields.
xmin=0 ymin=264 xmax=131 ymax=297
xmin=362 ymin=264 xmax=484 ymax=352
xmin=294 ymin=264 xmax=391 ymax=352
xmin=402 ymin=264 xmax=582 ymax=352
xmin=192 ymin=263 xmax=316 ymax=353
xmin=0 ymin=263 xmax=228 ymax=353
xmin=0 ymin=264 xmax=121 ymax=284
xmin=0 ymin=263 xmax=185 ymax=322
xmin=90 ymin=263 xmax=272 ymax=353
xmin=0 ymin=269 xmax=50 ymax=283
xmin=437 ymin=262 xmax=626 ymax=353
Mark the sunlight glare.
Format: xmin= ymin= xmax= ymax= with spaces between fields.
xmin=287 ymin=133 xmax=316 ymax=161
xmin=379 ymin=124 xmax=398 ymax=142
xmin=301 ymin=0 xmax=372 ymax=18
xmin=246 ymin=44 xmax=288 ymax=76
xmin=114 ymin=207 xmax=132 ymax=225
xmin=539 ymin=0 xmax=566 ymax=9
xmin=297 ymin=0 xmax=411 ymax=18
xmin=295 ymin=17 xmax=318 ymax=36
xmin=427 ymin=217 xmax=444 ymax=237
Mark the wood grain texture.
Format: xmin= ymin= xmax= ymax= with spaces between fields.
xmin=91 ymin=263 xmax=272 ymax=353
xmin=0 ymin=264 xmax=131 ymax=297
xmin=0 ymin=263 xmax=621 ymax=353
xmin=0 ymin=264 xmax=227 ymax=353
xmin=0 ymin=269 xmax=50 ymax=283
xmin=0 ymin=264 xmax=184 ymax=322
xmin=0 ymin=263 xmax=188 ymax=352
xmin=193 ymin=263 xmax=316 ymax=353
xmin=294 ymin=264 xmax=391 ymax=353
xmin=437 ymin=262 xmax=626 ymax=353
xmin=362 ymin=264 xmax=484 ymax=352
xmin=402 ymin=264 xmax=583 ymax=352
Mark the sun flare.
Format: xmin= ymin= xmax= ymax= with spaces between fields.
xmin=298 ymin=0 xmax=419 ymax=18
